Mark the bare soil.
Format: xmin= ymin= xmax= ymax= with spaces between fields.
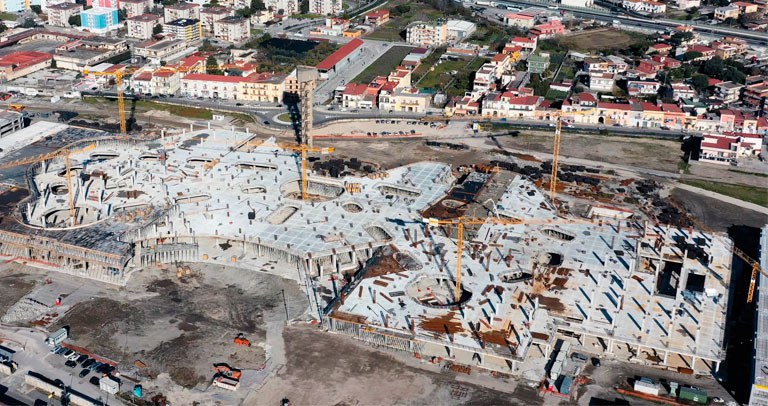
xmin=671 ymin=188 xmax=767 ymax=232
xmin=0 ymin=271 xmax=36 ymax=316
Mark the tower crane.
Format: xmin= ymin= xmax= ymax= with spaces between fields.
xmin=276 ymin=143 xmax=334 ymax=200
xmin=82 ymin=68 xmax=128 ymax=134
xmin=549 ymin=108 xmax=598 ymax=203
xmin=0 ymin=143 xmax=96 ymax=226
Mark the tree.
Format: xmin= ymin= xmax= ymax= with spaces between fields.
xmin=691 ymin=74 xmax=709 ymax=92
xmin=30 ymin=4 xmax=41 ymax=14
xmin=160 ymin=60 xmax=167 ymax=66
xmin=20 ymin=18 xmax=37 ymax=28
xmin=682 ymin=51 xmax=703 ymax=61
xmin=68 ymin=14 xmax=81 ymax=26
xmin=251 ymin=0 xmax=266 ymax=10
xmin=0 ymin=22 xmax=7 ymax=34
xmin=206 ymin=55 xmax=222 ymax=75
xmin=299 ymin=0 xmax=309 ymax=14
xmin=161 ymin=0 xmax=177 ymax=5
xmin=51 ymin=59 xmax=57 ymax=69
xmin=153 ymin=23 xmax=163 ymax=35
xmin=236 ymin=7 xmax=253 ymax=17
xmin=117 ymin=8 xmax=127 ymax=22
xmin=670 ymin=31 xmax=693 ymax=47
xmin=199 ymin=39 xmax=217 ymax=52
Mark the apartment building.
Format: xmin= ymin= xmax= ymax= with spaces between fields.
xmin=133 ymin=38 xmax=188 ymax=62
xmin=213 ymin=16 xmax=250 ymax=42
xmin=47 ymin=2 xmax=83 ymax=27
xmin=622 ymin=0 xmax=666 ymax=13
xmin=130 ymin=67 xmax=180 ymax=95
xmin=405 ymin=20 xmax=475 ymax=47
xmin=180 ymin=73 xmax=241 ymax=99
xmin=481 ymin=93 xmax=542 ymax=119
xmin=714 ymin=81 xmax=745 ymax=103
xmin=127 ymin=14 xmax=160 ymax=40
xmin=164 ymin=2 xmax=200 ymax=22
xmin=164 ymin=18 xmax=202 ymax=42
xmin=626 ymin=80 xmax=660 ymax=97
xmin=81 ymin=7 xmax=120 ymax=33
xmin=365 ymin=9 xmax=389 ymax=26
xmin=200 ymin=6 xmax=233 ymax=32
xmin=699 ymin=133 xmax=763 ymax=165
xmin=504 ymin=12 xmax=536 ymax=28
xmin=239 ymin=72 xmax=285 ymax=102
xmin=265 ymin=0 xmax=299 ymax=14
xmin=309 ymin=0 xmax=342 ymax=15
xmin=120 ymin=0 xmax=151 ymax=17
xmin=714 ymin=5 xmax=740 ymax=21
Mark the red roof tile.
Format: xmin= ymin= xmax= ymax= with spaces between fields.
xmin=183 ymin=73 xmax=243 ymax=83
xmin=316 ymin=38 xmax=364 ymax=71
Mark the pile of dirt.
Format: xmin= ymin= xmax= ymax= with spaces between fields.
xmin=0 ymin=274 xmax=36 ymax=316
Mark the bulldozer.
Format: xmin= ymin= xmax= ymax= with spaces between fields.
xmin=233 ymin=333 xmax=251 ymax=347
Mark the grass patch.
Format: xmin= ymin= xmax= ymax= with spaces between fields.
xmin=545 ymin=89 xmax=568 ymax=101
xmin=135 ymin=100 xmax=213 ymax=119
xmin=417 ymin=58 xmax=470 ymax=89
xmin=0 ymin=12 xmax=17 ymax=21
xmin=353 ymin=45 xmax=412 ymax=84
xmin=250 ymin=28 xmax=263 ymax=35
xmin=293 ymin=13 xmax=323 ymax=19
xmin=680 ymin=179 xmax=768 ymax=207
xmin=677 ymin=159 xmax=691 ymax=174
xmin=277 ymin=112 xmax=293 ymax=122
xmin=556 ymin=29 xmax=649 ymax=53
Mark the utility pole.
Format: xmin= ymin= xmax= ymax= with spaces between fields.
xmin=281 ymin=288 xmax=289 ymax=323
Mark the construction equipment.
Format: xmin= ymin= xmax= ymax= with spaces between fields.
xmin=0 ymin=143 xmax=96 ymax=226
xmin=82 ymin=68 xmax=127 ymax=134
xmin=213 ymin=363 xmax=242 ymax=380
xmin=8 ymin=104 xmax=24 ymax=112
xmin=549 ymin=108 xmax=598 ymax=203
xmin=277 ymin=143 xmax=334 ymax=200
xmin=233 ymin=333 xmax=251 ymax=347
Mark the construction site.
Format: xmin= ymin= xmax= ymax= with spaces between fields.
xmin=0 ymin=112 xmax=752 ymax=398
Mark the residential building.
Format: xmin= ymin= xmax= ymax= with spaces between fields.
xmin=88 ymin=0 xmax=118 ymax=8
xmin=0 ymin=51 xmax=53 ymax=81
xmin=365 ymin=9 xmax=389 ymax=26
xmin=698 ymin=133 xmax=763 ymax=165
xmin=529 ymin=20 xmax=565 ymax=39
xmin=733 ymin=1 xmax=758 ymax=13
xmin=626 ymin=80 xmax=660 ymax=97
xmin=164 ymin=2 xmax=200 ymax=22
xmin=675 ymin=0 xmax=700 ymax=9
xmin=714 ymin=5 xmax=740 ymax=21
xmin=133 ymin=38 xmax=188 ymax=62
xmin=507 ymin=36 xmax=536 ymax=54
xmin=389 ymin=87 xmax=431 ymax=113
xmin=589 ymin=73 xmax=615 ymax=92
xmin=622 ymin=0 xmax=666 ymax=13
xmin=47 ymin=2 xmax=83 ymax=27
xmin=81 ymin=7 xmax=119 ymax=33
xmin=561 ymin=0 xmax=593 ymax=7
xmin=213 ymin=16 xmax=250 ymax=42
xmin=743 ymin=76 xmax=768 ymax=112
xmin=446 ymin=20 xmax=476 ymax=43
xmin=504 ymin=13 xmax=536 ymax=29
xmin=405 ymin=20 xmax=474 ymax=47
xmin=127 ymin=14 xmax=160 ymax=40
xmin=309 ymin=0 xmax=341 ymax=15
xmin=473 ymin=63 xmax=498 ymax=93
xmin=180 ymin=73 xmax=241 ymax=99
xmin=250 ymin=9 xmax=274 ymax=25
xmin=265 ymin=0 xmax=299 ymax=14
xmin=342 ymin=83 xmax=373 ymax=109
xmin=52 ymin=37 xmax=128 ymax=70
xmin=129 ymin=67 xmax=180 ymax=95
xmin=686 ymin=44 xmax=716 ymax=61
xmin=120 ymin=0 xmax=151 ymax=17
xmin=583 ymin=56 xmax=628 ymax=75
xmin=315 ymin=38 xmax=363 ymax=79
xmin=239 ymin=72 xmax=286 ymax=102
xmin=714 ymin=81 xmax=744 ymax=103
xmin=671 ymin=83 xmax=696 ymax=101
xmin=387 ymin=67 xmax=412 ymax=87
xmin=164 ymin=18 xmax=202 ymax=42
xmin=200 ymin=6 xmax=233 ymax=32
xmin=527 ymin=54 xmax=550 ymax=74
xmin=650 ymin=43 xmax=672 ymax=55
xmin=482 ymin=93 xmax=543 ymax=119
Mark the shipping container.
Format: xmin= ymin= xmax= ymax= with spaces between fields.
xmin=634 ymin=378 xmax=660 ymax=396
xmin=678 ymin=387 xmax=707 ymax=404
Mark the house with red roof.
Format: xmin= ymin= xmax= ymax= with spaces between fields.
xmin=0 ymin=51 xmax=53 ymax=81
xmin=529 ymin=20 xmax=565 ymax=39
xmin=650 ymin=43 xmax=672 ymax=55
xmin=365 ymin=9 xmax=390 ymax=26
xmin=481 ymin=92 xmax=543 ymax=119
xmin=504 ymin=13 xmax=536 ymax=29
xmin=129 ymin=66 xmax=181 ymax=96
xmin=699 ymin=133 xmax=762 ymax=165
xmin=180 ymin=73 xmax=243 ymax=99
xmin=507 ymin=36 xmax=537 ymax=54
xmin=687 ymin=44 xmax=716 ymax=61
xmin=341 ymin=83 xmax=374 ymax=109
xmin=316 ymin=38 xmax=364 ymax=79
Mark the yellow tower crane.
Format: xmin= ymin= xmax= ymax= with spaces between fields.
xmin=277 ymin=143 xmax=334 ymax=200
xmin=0 ymin=143 xmax=96 ymax=226
xmin=82 ymin=68 xmax=127 ymax=134
xmin=549 ymin=108 xmax=598 ymax=202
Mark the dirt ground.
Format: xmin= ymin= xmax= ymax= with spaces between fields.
xmin=671 ymin=188 xmax=767 ymax=232
xmin=49 ymin=263 xmax=308 ymax=389
xmin=557 ymin=29 xmax=643 ymax=52
xmin=0 ymin=272 xmax=36 ymax=316
xmin=253 ymin=324 xmax=535 ymax=406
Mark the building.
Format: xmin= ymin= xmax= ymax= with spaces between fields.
xmin=81 ymin=7 xmax=120 ymax=33
xmin=529 ymin=20 xmax=565 ymax=39
xmin=127 ymin=14 xmax=160 ymax=40
xmin=200 ymin=6 xmax=233 ymax=32
xmin=53 ymin=37 xmax=128 ymax=70
xmin=364 ymin=9 xmax=389 ymax=26
xmin=733 ymin=1 xmax=759 ymax=13
xmin=88 ymin=0 xmax=118 ymax=8
xmin=715 ymin=5 xmax=740 ymax=21
xmin=406 ymin=22 xmax=447 ymax=47
xmin=311 ymin=17 xmax=349 ymax=36
xmin=671 ymin=83 xmax=696 ymax=101
xmin=341 ymin=83 xmax=372 ymax=109
xmin=265 ymin=0 xmax=299 ymax=14
xmin=676 ymin=0 xmax=700 ymax=9
xmin=445 ymin=20 xmax=476 ymax=43
xmin=129 ymin=67 xmax=180 ymax=96
xmin=0 ymin=51 xmax=53 ymax=81
xmin=180 ymin=73 xmax=242 ymax=99
xmin=743 ymin=76 xmax=768 ymax=113
xmin=504 ymin=12 xmax=536 ymax=29
xmin=561 ymin=0 xmax=593 ymax=7
xmin=100 ymin=376 xmax=120 ymax=395
xmin=622 ymin=0 xmax=666 ymax=13
xmin=133 ymin=38 xmax=189 ymax=62
xmin=698 ymin=133 xmax=762 ymax=164
xmin=589 ymin=73 xmax=615 ymax=92
xmin=627 ymin=80 xmax=660 ymax=97
xmin=315 ymin=38 xmax=363 ymax=79
xmin=164 ymin=1 xmax=200 ymax=22
xmin=213 ymin=16 xmax=250 ymax=42
xmin=47 ymin=2 xmax=83 ymax=27
xmin=750 ymin=226 xmax=768 ymax=406
xmin=164 ymin=18 xmax=202 ymax=42
xmin=481 ymin=93 xmax=542 ymax=119
xmin=239 ymin=72 xmax=285 ymax=102
xmin=714 ymin=81 xmax=745 ymax=104
xmin=0 ymin=110 xmax=24 ymax=137
xmin=0 ymin=0 xmax=27 ymax=12
xmin=389 ymin=87 xmax=431 ymax=113
xmin=309 ymin=0 xmax=341 ymax=15
xmin=120 ymin=0 xmax=151 ymax=17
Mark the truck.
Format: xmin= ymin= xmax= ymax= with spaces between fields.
xmin=476 ymin=0 xmax=497 ymax=6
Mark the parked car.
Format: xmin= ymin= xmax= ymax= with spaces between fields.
xmin=88 ymin=362 xmax=103 ymax=371
xmin=591 ymin=357 xmax=601 ymax=367
xmin=79 ymin=368 xmax=90 ymax=378
xmin=66 ymin=352 xmax=80 ymax=361
xmin=263 ymin=120 xmax=270 ymax=125
xmin=54 ymin=347 xmax=67 ymax=355
xmin=50 ymin=345 xmax=61 ymax=353
xmin=82 ymin=359 xmax=95 ymax=368
xmin=65 ymin=360 xmax=77 ymax=368
xmin=62 ymin=349 xmax=74 ymax=358
xmin=570 ymin=352 xmax=588 ymax=362
xmin=89 ymin=376 xmax=100 ymax=386
xmin=76 ymin=354 xmax=88 ymax=364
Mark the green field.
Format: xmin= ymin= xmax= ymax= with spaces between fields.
xmin=0 ymin=12 xmax=17 ymax=21
xmin=353 ymin=46 xmax=413 ymax=84
xmin=680 ymin=179 xmax=768 ymax=208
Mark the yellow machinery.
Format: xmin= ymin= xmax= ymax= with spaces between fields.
xmin=277 ymin=143 xmax=334 ymax=200
xmin=82 ymin=68 xmax=127 ymax=134
xmin=8 ymin=104 xmax=24 ymax=112
xmin=0 ymin=143 xmax=96 ymax=226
